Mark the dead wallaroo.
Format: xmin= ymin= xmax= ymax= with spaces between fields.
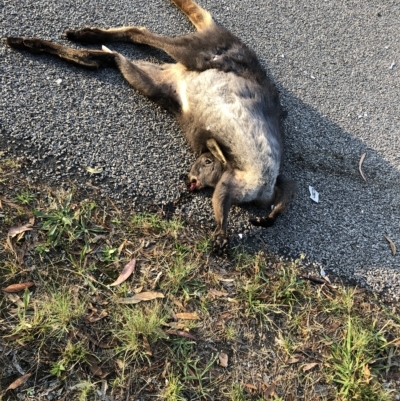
xmin=6 ymin=0 xmax=296 ymax=254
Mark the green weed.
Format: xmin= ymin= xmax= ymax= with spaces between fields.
xmin=15 ymin=189 xmax=36 ymax=204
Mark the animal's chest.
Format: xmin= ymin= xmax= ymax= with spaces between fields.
xmin=179 ymin=69 xmax=270 ymax=150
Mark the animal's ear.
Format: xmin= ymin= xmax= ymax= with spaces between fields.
xmin=206 ymin=139 xmax=227 ymax=165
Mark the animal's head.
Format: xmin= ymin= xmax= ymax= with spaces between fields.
xmin=188 ymin=139 xmax=227 ymax=191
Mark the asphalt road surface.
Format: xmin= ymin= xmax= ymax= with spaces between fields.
xmin=1 ymin=0 xmax=399 ymax=298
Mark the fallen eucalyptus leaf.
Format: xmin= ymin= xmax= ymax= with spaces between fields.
xmin=143 ymin=336 xmax=152 ymax=356
xmin=87 ymin=358 xmax=103 ymax=377
xmin=6 ymin=373 xmax=32 ymax=391
xmin=383 ymin=235 xmax=397 ymax=256
xmin=209 ymin=289 xmax=228 ymax=298
xmin=359 ymin=152 xmax=367 ymax=181
xmin=85 ymin=309 xmax=108 ymax=323
xmin=116 ymin=291 xmax=164 ymax=304
xmin=109 ymin=259 xmax=136 ymax=287
xmin=302 ymin=362 xmax=318 ymax=372
xmin=2 ymin=282 xmax=35 ymax=293
xmin=175 ymin=312 xmax=200 ymax=320
xmin=8 ymin=223 xmax=33 ymax=238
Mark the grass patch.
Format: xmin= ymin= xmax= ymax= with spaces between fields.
xmin=1 ymin=157 xmax=399 ymax=400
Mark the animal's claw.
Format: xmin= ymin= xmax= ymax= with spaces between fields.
xmin=249 ymin=216 xmax=275 ymax=227
xmin=212 ymin=233 xmax=229 ymax=256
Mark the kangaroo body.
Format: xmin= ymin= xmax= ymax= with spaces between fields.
xmin=7 ymin=0 xmax=296 ymax=253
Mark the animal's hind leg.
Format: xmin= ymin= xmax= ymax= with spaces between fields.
xmin=170 ymin=0 xmax=215 ymax=31
xmin=6 ymin=38 xmax=181 ymax=111
xmin=6 ymin=37 xmax=115 ymax=69
xmin=104 ymin=47 xmax=181 ymax=111
xmin=65 ymin=0 xmax=214 ymax=43
xmin=66 ymin=23 xmax=228 ymax=72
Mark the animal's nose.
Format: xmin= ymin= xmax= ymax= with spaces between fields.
xmin=189 ymin=177 xmax=198 ymax=191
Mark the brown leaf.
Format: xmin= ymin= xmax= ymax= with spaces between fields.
xmin=302 ymin=362 xmax=318 ymax=372
xmin=86 ymin=355 xmax=103 ymax=377
xmin=143 ymin=336 xmax=152 ymax=356
xmin=85 ymin=309 xmax=108 ymax=323
xmin=5 ymin=293 xmax=24 ymax=307
xmin=133 ymin=286 xmax=143 ymax=294
xmin=359 ymin=152 xmax=367 ymax=181
xmin=1 ymin=198 xmax=23 ymax=210
xmin=116 ymin=291 xmax=164 ymax=304
xmin=17 ymin=243 xmax=27 ymax=264
xmin=6 ymin=373 xmax=32 ymax=391
xmin=109 ymin=259 xmax=136 ymax=286
xmin=117 ymin=240 xmax=126 ymax=256
xmin=264 ymin=383 xmax=276 ymax=396
xmin=175 ymin=312 xmax=200 ymax=320
xmin=165 ymin=322 xmax=186 ymax=330
xmin=218 ymin=352 xmax=229 ymax=368
xmin=2 ymin=282 xmax=35 ymax=293
xmin=169 ymin=294 xmax=184 ymax=309
xmin=383 ymin=235 xmax=397 ymax=256
xmin=209 ymin=289 xmax=228 ymax=298
xmin=6 ymin=236 xmax=15 ymax=254
xmin=244 ymin=383 xmax=257 ymax=390
xmin=287 ymin=355 xmax=304 ymax=364
xmin=8 ymin=223 xmax=33 ymax=238
xmin=165 ymin=329 xmax=197 ymax=340
xmin=220 ymin=312 xmax=232 ymax=321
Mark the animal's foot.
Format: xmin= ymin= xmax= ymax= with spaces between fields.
xmin=66 ymin=28 xmax=106 ymax=43
xmin=6 ymin=37 xmax=48 ymax=53
xmin=249 ymin=216 xmax=275 ymax=227
xmin=212 ymin=233 xmax=229 ymax=256
xmin=6 ymin=37 xmax=25 ymax=49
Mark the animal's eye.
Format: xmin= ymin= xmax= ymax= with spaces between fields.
xmin=205 ymin=158 xmax=212 ymax=165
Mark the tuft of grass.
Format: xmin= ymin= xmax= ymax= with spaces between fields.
xmin=196 ymin=237 xmax=211 ymax=253
xmin=112 ymin=302 xmax=168 ymax=361
xmin=70 ymin=380 xmax=97 ymax=401
xmin=161 ymin=373 xmax=185 ymax=401
xmin=14 ymin=189 xmax=36 ymax=204
xmin=100 ymin=245 xmax=118 ymax=262
xmin=50 ymin=340 xmax=88 ymax=377
xmin=11 ymin=285 xmax=87 ymax=343
xmin=130 ymin=211 xmax=183 ymax=237
xmin=34 ymin=192 xmax=103 ymax=247
xmin=178 ymin=353 xmax=219 ymax=399
xmin=326 ymin=316 xmax=392 ymax=401
xmin=162 ymin=254 xmax=200 ymax=295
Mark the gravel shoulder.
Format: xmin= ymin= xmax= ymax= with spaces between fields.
xmin=1 ymin=0 xmax=399 ymax=298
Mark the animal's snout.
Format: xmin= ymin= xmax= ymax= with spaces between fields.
xmin=188 ymin=176 xmax=200 ymax=191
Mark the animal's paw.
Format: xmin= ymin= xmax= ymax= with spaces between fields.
xmin=212 ymin=233 xmax=229 ymax=256
xmin=6 ymin=37 xmax=25 ymax=49
xmin=66 ymin=28 xmax=104 ymax=43
xmin=249 ymin=216 xmax=275 ymax=227
xmin=7 ymin=38 xmax=47 ymax=53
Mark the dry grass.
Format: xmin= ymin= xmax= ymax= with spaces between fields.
xmin=1 ymin=154 xmax=400 ymax=401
